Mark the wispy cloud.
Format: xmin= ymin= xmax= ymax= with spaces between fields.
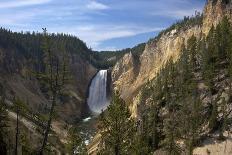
xmin=98 ymin=46 xmax=118 ymax=51
xmin=0 ymin=0 xmax=205 ymax=50
xmin=49 ymin=24 xmax=163 ymax=50
xmin=86 ymin=1 xmax=109 ymax=10
xmin=0 ymin=11 xmax=39 ymax=26
xmin=0 ymin=0 xmax=51 ymax=9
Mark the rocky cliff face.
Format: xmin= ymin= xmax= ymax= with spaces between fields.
xmin=112 ymin=52 xmax=139 ymax=99
xmin=203 ymin=0 xmax=232 ymax=34
xmin=113 ymin=26 xmax=201 ymax=99
xmin=112 ymin=0 xmax=232 ymax=117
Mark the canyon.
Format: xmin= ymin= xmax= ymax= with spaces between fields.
xmin=1 ymin=0 xmax=232 ymax=154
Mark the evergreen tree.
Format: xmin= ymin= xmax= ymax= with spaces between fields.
xmin=38 ymin=28 xmax=69 ymax=154
xmin=130 ymin=132 xmax=150 ymax=155
xmin=13 ymin=97 xmax=25 ymax=155
xmin=66 ymin=127 xmax=87 ymax=155
xmin=218 ymin=17 xmax=232 ymax=61
xmin=187 ymin=36 xmax=198 ymax=71
xmin=163 ymin=112 xmax=181 ymax=155
xmin=0 ymin=96 xmax=8 ymax=154
xmin=20 ymin=131 xmax=33 ymax=154
xmin=208 ymin=101 xmax=218 ymax=131
xmin=135 ymin=96 xmax=162 ymax=154
xmin=149 ymin=102 xmax=161 ymax=150
xmin=98 ymin=92 xmax=134 ymax=155
xmin=180 ymin=95 xmax=203 ymax=155
xmin=203 ymin=26 xmax=217 ymax=93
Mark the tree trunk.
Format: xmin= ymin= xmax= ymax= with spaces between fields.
xmin=114 ymin=145 xmax=119 ymax=155
xmin=40 ymin=94 xmax=56 ymax=155
xmin=15 ymin=106 xmax=19 ymax=155
xmin=0 ymin=134 xmax=7 ymax=155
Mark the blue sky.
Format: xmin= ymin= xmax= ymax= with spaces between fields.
xmin=0 ymin=0 xmax=205 ymax=51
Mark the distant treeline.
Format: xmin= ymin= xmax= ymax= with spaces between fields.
xmin=0 ymin=28 xmax=146 ymax=70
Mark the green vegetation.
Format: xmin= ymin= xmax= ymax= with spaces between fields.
xmin=98 ymin=92 xmax=135 ymax=155
xmin=91 ymin=43 xmax=145 ymax=69
xmin=98 ymin=17 xmax=232 ymax=155
xmin=0 ymin=97 xmax=8 ymax=154
xmin=37 ymin=28 xmax=70 ymax=154
xmin=212 ymin=0 xmax=231 ymax=5
xmin=66 ymin=127 xmax=87 ymax=155
xmin=1 ymin=3 xmax=232 ymax=154
xmin=0 ymin=27 xmax=145 ymax=70
xmin=141 ymin=17 xmax=232 ymax=154
xmin=150 ymin=11 xmax=203 ymax=43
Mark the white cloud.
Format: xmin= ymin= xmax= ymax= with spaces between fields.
xmin=0 ymin=0 xmax=51 ymax=9
xmin=98 ymin=46 xmax=118 ymax=51
xmin=0 ymin=11 xmax=37 ymax=25
xmin=0 ymin=0 xmax=204 ymax=51
xmin=86 ymin=1 xmax=109 ymax=10
xmin=49 ymin=24 xmax=163 ymax=50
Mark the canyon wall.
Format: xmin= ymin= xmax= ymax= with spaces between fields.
xmin=0 ymin=39 xmax=97 ymax=123
xmin=112 ymin=0 xmax=232 ymax=117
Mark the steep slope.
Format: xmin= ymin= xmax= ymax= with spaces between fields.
xmin=91 ymin=1 xmax=232 ymax=154
xmin=0 ymin=29 xmax=97 ymax=123
xmin=112 ymin=0 xmax=232 ymax=116
xmin=112 ymin=25 xmax=202 ymax=102
xmin=203 ymin=0 xmax=232 ymax=34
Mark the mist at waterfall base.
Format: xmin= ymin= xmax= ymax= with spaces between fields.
xmin=78 ymin=70 xmax=110 ymax=145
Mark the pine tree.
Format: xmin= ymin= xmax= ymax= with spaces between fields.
xmin=209 ymin=101 xmax=218 ymax=131
xmin=38 ymin=28 xmax=69 ymax=154
xmin=179 ymin=94 xmax=203 ymax=155
xmin=187 ymin=36 xmax=198 ymax=71
xmin=203 ymin=26 xmax=217 ymax=93
xmin=134 ymin=93 xmax=162 ymax=154
xmin=66 ymin=127 xmax=87 ymax=155
xmin=181 ymin=36 xmax=204 ymax=154
xmin=163 ymin=112 xmax=181 ymax=155
xmin=13 ymin=97 xmax=24 ymax=155
xmin=149 ymin=103 xmax=161 ymax=150
xmin=20 ymin=131 xmax=33 ymax=154
xmin=218 ymin=17 xmax=232 ymax=61
xmin=0 ymin=96 xmax=8 ymax=154
xmin=130 ymin=132 xmax=150 ymax=155
xmin=222 ymin=17 xmax=232 ymax=102
xmin=98 ymin=92 xmax=135 ymax=155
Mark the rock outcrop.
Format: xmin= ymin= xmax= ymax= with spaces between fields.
xmin=203 ymin=0 xmax=232 ymax=34
xmin=112 ymin=0 xmax=232 ymax=117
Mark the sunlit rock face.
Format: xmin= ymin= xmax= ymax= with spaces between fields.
xmin=203 ymin=0 xmax=232 ymax=34
xmin=112 ymin=0 xmax=232 ymax=117
xmin=87 ymin=70 xmax=109 ymax=114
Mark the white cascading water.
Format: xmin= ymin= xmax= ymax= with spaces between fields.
xmin=87 ymin=70 xmax=109 ymax=114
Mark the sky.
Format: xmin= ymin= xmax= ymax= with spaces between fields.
xmin=0 ymin=0 xmax=206 ymax=51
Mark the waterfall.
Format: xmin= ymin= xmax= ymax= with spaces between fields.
xmin=87 ymin=70 xmax=109 ymax=114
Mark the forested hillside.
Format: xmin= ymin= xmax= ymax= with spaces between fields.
xmin=94 ymin=0 xmax=232 ymax=154
xmin=2 ymin=0 xmax=232 ymax=154
xmin=91 ymin=43 xmax=145 ymax=69
xmin=0 ymin=27 xmax=145 ymax=154
xmin=137 ymin=17 xmax=232 ymax=154
xmin=97 ymin=16 xmax=232 ymax=155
